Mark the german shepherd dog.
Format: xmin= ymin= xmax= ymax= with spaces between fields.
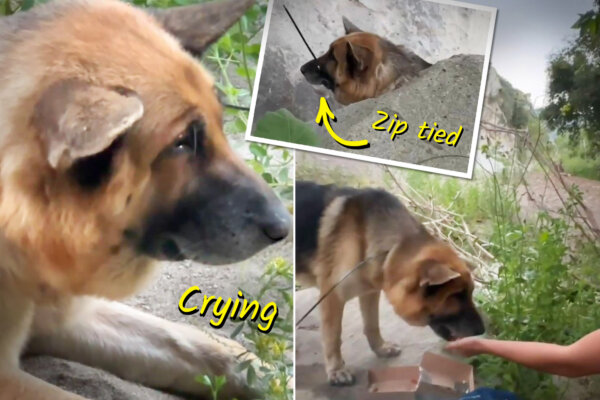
xmin=300 ymin=17 xmax=431 ymax=105
xmin=0 ymin=1 xmax=290 ymax=399
xmin=296 ymin=181 xmax=484 ymax=385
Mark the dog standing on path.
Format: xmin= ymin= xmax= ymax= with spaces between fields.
xmin=295 ymin=181 xmax=484 ymax=385
xmin=300 ymin=17 xmax=432 ymax=105
xmin=0 ymin=1 xmax=290 ymax=399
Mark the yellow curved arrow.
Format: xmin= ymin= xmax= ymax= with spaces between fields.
xmin=315 ymin=97 xmax=369 ymax=148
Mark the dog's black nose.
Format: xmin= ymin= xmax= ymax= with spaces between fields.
xmin=260 ymin=207 xmax=291 ymax=242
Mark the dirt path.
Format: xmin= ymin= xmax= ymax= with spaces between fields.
xmin=518 ymin=171 xmax=600 ymax=228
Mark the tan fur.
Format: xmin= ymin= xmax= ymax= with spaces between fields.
xmin=328 ymin=33 xmax=396 ymax=105
xmin=0 ymin=1 xmax=275 ymax=399
xmin=301 ymin=18 xmax=431 ymax=105
xmin=0 ymin=0 xmax=216 ymax=298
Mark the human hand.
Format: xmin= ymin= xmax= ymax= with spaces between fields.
xmin=445 ymin=337 xmax=487 ymax=357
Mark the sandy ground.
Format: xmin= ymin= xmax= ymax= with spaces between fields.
xmin=295 ymin=288 xmax=443 ymax=400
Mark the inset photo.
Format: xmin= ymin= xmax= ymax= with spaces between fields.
xmin=247 ymin=0 xmax=496 ymax=178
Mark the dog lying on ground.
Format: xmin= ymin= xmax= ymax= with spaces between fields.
xmin=295 ymin=181 xmax=484 ymax=385
xmin=0 ymin=0 xmax=291 ymax=399
xmin=300 ymin=17 xmax=431 ymax=105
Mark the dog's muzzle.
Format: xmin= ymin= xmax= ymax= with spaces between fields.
xmin=301 ymin=59 xmax=334 ymax=90
xmin=137 ymin=169 xmax=290 ymax=265
xmin=428 ymin=305 xmax=485 ymax=341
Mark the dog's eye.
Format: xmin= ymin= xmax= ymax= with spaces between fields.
xmin=173 ymin=120 xmax=205 ymax=155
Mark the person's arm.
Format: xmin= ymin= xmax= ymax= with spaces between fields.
xmin=445 ymin=330 xmax=600 ymax=378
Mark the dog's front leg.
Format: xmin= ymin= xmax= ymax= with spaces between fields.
xmin=319 ymin=292 xmax=354 ymax=386
xmin=0 ymin=286 xmax=87 ymax=400
xmin=359 ymin=291 xmax=401 ymax=358
xmin=27 ymin=297 xmax=259 ymax=399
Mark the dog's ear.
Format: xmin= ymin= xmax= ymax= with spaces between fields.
xmin=332 ymin=41 xmax=373 ymax=79
xmin=34 ymin=79 xmax=143 ymax=169
xmin=150 ymin=0 xmax=255 ymax=55
xmin=419 ymin=262 xmax=461 ymax=287
xmin=346 ymin=41 xmax=373 ymax=76
xmin=342 ymin=16 xmax=363 ymax=34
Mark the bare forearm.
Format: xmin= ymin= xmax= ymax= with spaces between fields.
xmin=478 ymin=339 xmax=574 ymax=376
xmin=477 ymin=330 xmax=600 ymax=378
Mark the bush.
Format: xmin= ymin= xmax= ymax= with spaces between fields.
xmin=392 ymin=140 xmax=600 ymax=399
xmin=199 ymin=258 xmax=294 ymax=400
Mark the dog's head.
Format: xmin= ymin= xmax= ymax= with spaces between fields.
xmin=300 ymin=17 xmax=387 ymax=105
xmin=383 ymin=242 xmax=485 ymax=341
xmin=300 ymin=17 xmax=431 ymax=105
xmin=0 ymin=0 xmax=289 ymax=295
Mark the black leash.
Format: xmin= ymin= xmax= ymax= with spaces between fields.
xmin=283 ymin=5 xmax=318 ymax=62
xmin=223 ymin=103 xmax=250 ymax=111
xmin=296 ymin=252 xmax=388 ymax=327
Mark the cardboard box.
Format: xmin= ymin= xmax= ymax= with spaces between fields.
xmin=359 ymin=352 xmax=474 ymax=400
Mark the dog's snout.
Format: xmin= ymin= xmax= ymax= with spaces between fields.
xmin=471 ymin=314 xmax=486 ymax=336
xmin=429 ymin=304 xmax=485 ymax=341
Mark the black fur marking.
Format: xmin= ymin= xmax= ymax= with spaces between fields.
xmin=69 ymin=136 xmax=124 ymax=190
xmin=295 ymin=181 xmax=330 ymax=274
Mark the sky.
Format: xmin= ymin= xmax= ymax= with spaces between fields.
xmin=465 ymin=0 xmax=595 ymax=107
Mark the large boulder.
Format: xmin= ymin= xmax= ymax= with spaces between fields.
xmin=314 ymin=54 xmax=484 ymax=173
xmin=23 ymin=357 xmax=181 ymax=400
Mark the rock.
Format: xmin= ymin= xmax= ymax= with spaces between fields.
xmin=253 ymin=0 xmax=493 ymax=130
xmin=314 ymin=54 xmax=484 ymax=173
xmin=22 ymin=357 xmax=181 ymax=400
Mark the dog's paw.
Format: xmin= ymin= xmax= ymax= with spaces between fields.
xmin=327 ymin=368 xmax=356 ymax=386
xmin=373 ymin=342 xmax=401 ymax=358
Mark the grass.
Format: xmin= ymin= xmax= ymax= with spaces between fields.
xmin=555 ymin=136 xmax=600 ymax=181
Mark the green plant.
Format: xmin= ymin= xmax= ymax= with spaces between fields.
xmin=253 ymin=109 xmax=321 ymax=146
xmin=555 ymin=135 xmax=600 ymax=180
xmin=196 ymin=375 xmax=228 ymax=400
xmin=229 ymin=257 xmax=294 ymax=400
xmin=247 ymin=143 xmax=293 ymax=205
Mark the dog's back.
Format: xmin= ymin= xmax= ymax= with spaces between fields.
xmin=295 ymin=181 xmax=428 ymax=286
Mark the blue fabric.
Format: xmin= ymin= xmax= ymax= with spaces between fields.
xmin=460 ymin=388 xmax=520 ymax=400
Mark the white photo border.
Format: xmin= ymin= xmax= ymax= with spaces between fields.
xmin=245 ymin=0 xmax=498 ymax=179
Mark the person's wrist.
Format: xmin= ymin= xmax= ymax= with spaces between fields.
xmin=472 ymin=337 xmax=489 ymax=355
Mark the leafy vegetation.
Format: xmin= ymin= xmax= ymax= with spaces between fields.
xmin=555 ymin=135 xmax=600 ymax=180
xmin=400 ymin=133 xmax=600 ymax=399
xmin=253 ymin=109 xmax=322 ymax=147
xmin=542 ymin=0 xmax=600 ymax=157
xmin=197 ymin=257 xmax=293 ymax=400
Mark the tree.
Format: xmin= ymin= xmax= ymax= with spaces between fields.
xmin=542 ymin=1 xmax=600 ymax=156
